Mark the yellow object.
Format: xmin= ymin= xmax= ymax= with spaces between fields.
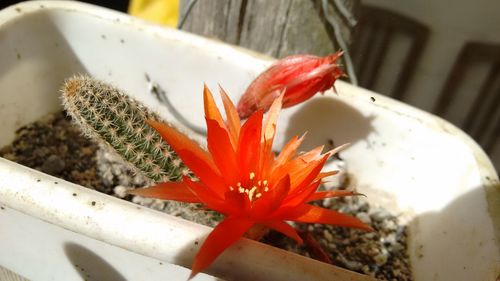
xmin=128 ymin=0 xmax=179 ymax=27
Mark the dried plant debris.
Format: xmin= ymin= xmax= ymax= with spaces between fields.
xmin=0 ymin=111 xmax=412 ymax=280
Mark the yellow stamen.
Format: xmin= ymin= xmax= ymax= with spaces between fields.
xmin=264 ymin=186 xmax=269 ymax=192
xmin=229 ymin=186 xmax=234 ymax=191
xmin=256 ymin=193 xmax=262 ymax=198
xmin=249 ymin=172 xmax=255 ymax=180
xmin=248 ymin=186 xmax=257 ymax=201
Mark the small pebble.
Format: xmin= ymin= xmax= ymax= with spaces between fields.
xmin=383 ymin=220 xmax=398 ymax=231
xmin=151 ymin=199 xmax=165 ymax=210
xmin=357 ymin=202 xmax=369 ymax=212
xmin=323 ymin=229 xmax=334 ymax=242
xmin=374 ymin=250 xmax=389 ymax=266
xmin=356 ymin=212 xmax=372 ymax=224
xmin=41 ymin=155 xmax=65 ymax=175
xmin=371 ymin=207 xmax=393 ymax=221
xmin=362 ymin=265 xmax=370 ymax=274
xmin=343 ymin=259 xmax=363 ymax=271
xmin=113 ymin=185 xmax=131 ymax=198
xmin=132 ymin=195 xmax=153 ymax=205
xmin=322 ymin=198 xmax=333 ymax=208
xmin=382 ymin=233 xmax=397 ymax=246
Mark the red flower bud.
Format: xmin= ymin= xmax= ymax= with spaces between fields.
xmin=237 ymin=51 xmax=344 ymax=119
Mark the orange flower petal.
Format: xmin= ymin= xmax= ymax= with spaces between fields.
xmin=289 ymin=155 xmax=328 ymax=192
xmin=183 ymin=178 xmax=231 ymax=214
xmin=262 ymin=92 xmax=283 ymax=141
xmin=263 ymin=221 xmax=303 ymax=245
xmin=273 ymin=133 xmax=305 ymax=169
xmin=271 ymin=149 xmax=325 ymax=185
xmin=203 ymin=85 xmax=226 ymax=129
xmin=281 ymin=204 xmax=373 ymax=231
xmin=252 ymin=175 xmax=290 ymax=219
xmin=128 ymin=182 xmax=201 ymax=203
xmin=270 ymin=135 xmax=308 ymax=184
xmin=324 ymin=143 xmax=350 ymax=158
xmin=282 ymin=181 xmax=321 ymax=208
xmin=190 ymin=217 xmax=254 ymax=279
xmin=297 ymin=145 xmax=325 ymax=163
xmin=315 ymin=170 xmax=339 ymax=181
xmin=223 ymin=190 xmax=250 ymax=216
xmin=147 ymin=119 xmax=218 ymax=173
xmin=272 ymin=154 xmax=327 ymax=191
xmin=306 ymin=190 xmax=363 ymax=202
xmin=237 ymin=109 xmax=263 ymax=180
xmin=259 ymin=93 xmax=283 ymax=178
xmin=259 ymin=137 xmax=275 ymax=181
xmin=272 ymin=145 xmax=325 ymax=185
xmin=175 ymin=149 xmax=227 ymax=197
xmin=206 ymin=118 xmax=239 ymax=185
xmin=219 ymin=86 xmax=240 ymax=149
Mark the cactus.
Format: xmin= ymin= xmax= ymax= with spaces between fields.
xmin=61 ymin=75 xmax=190 ymax=182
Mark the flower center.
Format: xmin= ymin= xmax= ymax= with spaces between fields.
xmin=228 ymin=172 xmax=269 ymax=202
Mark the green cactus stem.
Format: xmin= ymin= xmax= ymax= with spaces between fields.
xmin=61 ymin=75 xmax=190 ymax=182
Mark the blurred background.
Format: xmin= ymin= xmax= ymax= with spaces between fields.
xmin=1 ymin=0 xmax=498 ymax=172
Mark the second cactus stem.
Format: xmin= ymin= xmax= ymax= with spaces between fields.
xmin=61 ymin=75 xmax=190 ymax=183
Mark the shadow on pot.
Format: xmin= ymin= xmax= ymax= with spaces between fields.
xmin=406 ymin=179 xmax=500 ymax=280
xmin=64 ymin=242 xmax=126 ymax=281
xmin=0 ymin=10 xmax=88 ymax=146
xmin=283 ymin=97 xmax=375 ymax=152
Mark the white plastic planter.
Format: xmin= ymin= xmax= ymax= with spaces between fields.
xmin=0 ymin=1 xmax=498 ymax=281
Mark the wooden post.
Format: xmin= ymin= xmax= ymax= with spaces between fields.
xmin=179 ymin=0 xmax=359 ymax=58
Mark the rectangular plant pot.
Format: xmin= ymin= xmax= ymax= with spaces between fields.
xmin=0 ymin=1 xmax=498 ymax=281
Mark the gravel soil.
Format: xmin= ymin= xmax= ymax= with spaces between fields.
xmin=0 ymin=111 xmax=412 ymax=280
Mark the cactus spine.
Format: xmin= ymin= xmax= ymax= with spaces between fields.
xmin=61 ymin=76 xmax=189 ymax=182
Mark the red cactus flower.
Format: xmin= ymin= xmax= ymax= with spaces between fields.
xmin=131 ymin=85 xmax=371 ymax=278
xmin=237 ymin=51 xmax=344 ymax=119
